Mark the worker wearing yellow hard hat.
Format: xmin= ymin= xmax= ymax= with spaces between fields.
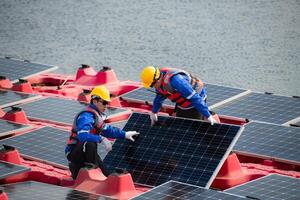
xmin=140 ymin=66 xmax=218 ymax=125
xmin=65 ymin=85 xmax=139 ymax=179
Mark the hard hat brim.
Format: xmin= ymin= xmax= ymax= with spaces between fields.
xmin=143 ymin=82 xmax=151 ymax=88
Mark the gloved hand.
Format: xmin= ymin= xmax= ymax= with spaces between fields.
xmin=150 ymin=112 xmax=158 ymax=126
xmin=125 ymin=131 xmax=140 ymax=142
xmin=102 ymin=137 xmax=112 ymax=152
xmin=207 ymin=115 xmax=217 ymax=125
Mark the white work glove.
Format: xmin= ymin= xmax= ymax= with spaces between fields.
xmin=125 ymin=131 xmax=140 ymax=142
xmin=150 ymin=112 xmax=158 ymax=126
xmin=102 ymin=138 xmax=113 ymax=152
xmin=207 ymin=115 xmax=217 ymax=125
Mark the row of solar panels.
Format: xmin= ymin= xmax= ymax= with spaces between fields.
xmin=121 ymin=87 xmax=300 ymax=125
xmin=1 ymin=112 xmax=300 ymax=187
xmin=0 ymin=57 xmax=58 ymax=83
xmin=0 ymin=170 xmax=299 ymax=200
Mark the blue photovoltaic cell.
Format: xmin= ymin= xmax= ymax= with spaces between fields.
xmin=0 ymin=57 xmax=57 ymax=82
xmin=0 ymin=181 xmax=112 ymax=200
xmin=0 ymin=89 xmax=38 ymax=108
xmin=233 ymin=122 xmax=300 ymax=164
xmin=121 ymin=84 xmax=247 ymax=108
xmin=0 ymin=119 xmax=30 ymax=137
xmin=18 ymin=97 xmax=129 ymax=125
xmin=225 ymin=174 xmax=300 ymax=200
xmin=104 ymin=112 xmax=243 ymax=188
xmin=205 ymin=83 xmax=247 ymax=107
xmin=132 ymin=180 xmax=246 ymax=200
xmin=0 ymin=160 xmax=30 ymax=179
xmin=0 ymin=127 xmax=108 ymax=168
xmin=214 ymin=92 xmax=300 ymax=124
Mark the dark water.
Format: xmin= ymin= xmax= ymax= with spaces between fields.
xmin=0 ymin=0 xmax=299 ymax=96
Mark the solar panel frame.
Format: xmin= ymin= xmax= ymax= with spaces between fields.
xmin=0 ymin=119 xmax=32 ymax=137
xmin=213 ymin=92 xmax=300 ymax=125
xmin=0 ymin=57 xmax=58 ymax=83
xmin=18 ymin=97 xmax=130 ymax=126
xmin=132 ymin=180 xmax=246 ymax=200
xmin=0 ymin=160 xmax=30 ymax=179
xmin=233 ymin=121 xmax=300 ymax=165
xmin=0 ymin=89 xmax=41 ymax=109
xmin=104 ymin=112 xmax=243 ymax=188
xmin=225 ymin=174 xmax=300 ymax=200
xmin=0 ymin=126 xmax=108 ymax=169
xmin=0 ymin=181 xmax=113 ymax=200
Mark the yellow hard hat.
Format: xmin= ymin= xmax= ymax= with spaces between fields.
xmin=90 ymin=85 xmax=111 ymax=102
xmin=140 ymin=66 xmax=160 ymax=88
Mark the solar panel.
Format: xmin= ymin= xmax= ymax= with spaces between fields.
xmin=0 ymin=160 xmax=30 ymax=179
xmin=205 ymin=83 xmax=249 ymax=108
xmin=18 ymin=97 xmax=129 ymax=125
xmin=0 ymin=126 xmax=108 ymax=168
xmin=214 ymin=92 xmax=300 ymax=124
xmin=233 ymin=122 xmax=300 ymax=165
xmin=132 ymin=180 xmax=246 ymax=200
xmin=225 ymin=174 xmax=300 ymax=200
xmin=104 ymin=112 xmax=243 ymax=188
xmin=0 ymin=181 xmax=112 ymax=200
xmin=0 ymin=119 xmax=31 ymax=137
xmin=120 ymin=85 xmax=249 ymax=109
xmin=0 ymin=89 xmax=40 ymax=108
xmin=0 ymin=57 xmax=58 ymax=82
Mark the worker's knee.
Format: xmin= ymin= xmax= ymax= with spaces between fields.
xmin=83 ymin=141 xmax=97 ymax=151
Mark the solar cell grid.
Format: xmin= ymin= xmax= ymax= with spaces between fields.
xmin=0 ymin=57 xmax=57 ymax=82
xmin=0 ymin=126 xmax=108 ymax=168
xmin=0 ymin=160 xmax=30 ymax=179
xmin=233 ymin=122 xmax=300 ymax=164
xmin=132 ymin=180 xmax=246 ymax=200
xmin=0 ymin=181 xmax=112 ymax=200
xmin=18 ymin=97 xmax=129 ymax=125
xmin=0 ymin=119 xmax=31 ymax=137
xmin=104 ymin=112 xmax=243 ymax=188
xmin=214 ymin=92 xmax=300 ymax=124
xmin=0 ymin=89 xmax=39 ymax=108
xmin=225 ymin=174 xmax=300 ymax=200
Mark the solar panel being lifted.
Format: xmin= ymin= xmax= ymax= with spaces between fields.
xmin=120 ymin=84 xmax=249 ymax=109
xmin=0 ymin=126 xmax=108 ymax=168
xmin=0 ymin=119 xmax=31 ymax=137
xmin=104 ymin=112 xmax=243 ymax=188
xmin=214 ymin=92 xmax=300 ymax=124
xmin=18 ymin=97 xmax=129 ymax=125
xmin=233 ymin=121 xmax=300 ymax=165
xmin=0 ymin=160 xmax=30 ymax=179
xmin=0 ymin=181 xmax=113 ymax=200
xmin=0 ymin=57 xmax=58 ymax=82
xmin=132 ymin=180 xmax=246 ymax=200
xmin=225 ymin=174 xmax=300 ymax=200
xmin=0 ymin=89 xmax=40 ymax=109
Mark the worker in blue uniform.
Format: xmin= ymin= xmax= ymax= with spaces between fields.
xmin=140 ymin=66 xmax=217 ymax=125
xmin=65 ymin=85 xmax=139 ymax=179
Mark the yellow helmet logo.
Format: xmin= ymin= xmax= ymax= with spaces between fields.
xmin=90 ymin=85 xmax=111 ymax=102
xmin=140 ymin=66 xmax=160 ymax=88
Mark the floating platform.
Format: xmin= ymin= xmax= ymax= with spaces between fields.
xmin=0 ymin=57 xmax=299 ymax=199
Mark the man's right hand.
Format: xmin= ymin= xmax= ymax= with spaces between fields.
xmin=150 ymin=112 xmax=158 ymax=126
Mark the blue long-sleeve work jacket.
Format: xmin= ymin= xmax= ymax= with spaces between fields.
xmin=152 ymin=73 xmax=211 ymax=118
xmin=65 ymin=104 xmax=125 ymax=154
